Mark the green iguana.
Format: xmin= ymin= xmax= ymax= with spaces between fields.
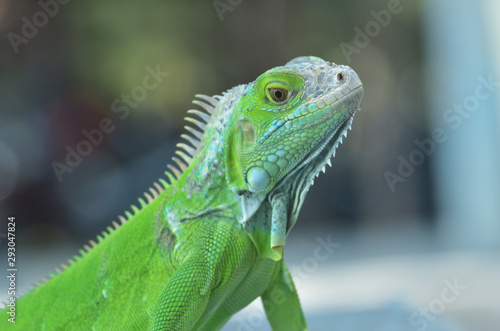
xmin=1 ymin=56 xmax=363 ymax=330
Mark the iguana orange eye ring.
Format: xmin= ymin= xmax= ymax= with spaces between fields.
xmin=268 ymin=88 xmax=289 ymax=103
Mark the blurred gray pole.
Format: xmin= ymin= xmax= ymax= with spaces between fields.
xmin=423 ymin=0 xmax=500 ymax=249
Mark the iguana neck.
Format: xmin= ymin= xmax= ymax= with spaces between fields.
xmin=160 ymin=85 xmax=248 ymax=230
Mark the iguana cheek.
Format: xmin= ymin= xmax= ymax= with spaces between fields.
xmin=246 ymin=166 xmax=270 ymax=191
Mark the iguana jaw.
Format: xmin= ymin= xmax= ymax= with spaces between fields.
xmin=277 ymin=84 xmax=363 ymax=232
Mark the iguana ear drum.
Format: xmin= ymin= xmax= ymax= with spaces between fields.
xmin=239 ymin=120 xmax=255 ymax=143
xmin=246 ymin=166 xmax=270 ymax=191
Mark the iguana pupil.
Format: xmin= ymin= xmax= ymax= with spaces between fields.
xmin=269 ymin=87 xmax=288 ymax=102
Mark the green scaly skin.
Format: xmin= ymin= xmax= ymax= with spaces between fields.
xmin=1 ymin=56 xmax=363 ymax=330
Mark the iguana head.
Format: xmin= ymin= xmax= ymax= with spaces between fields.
xmin=225 ymin=56 xmax=363 ymax=202
xmin=164 ymin=56 xmax=362 ymax=260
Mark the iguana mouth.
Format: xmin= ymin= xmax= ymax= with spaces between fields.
xmin=308 ymin=110 xmax=356 ymax=175
xmin=276 ymin=85 xmax=363 ymax=189
xmin=271 ymin=83 xmax=363 ymax=232
xmin=293 ymin=108 xmax=356 ymax=185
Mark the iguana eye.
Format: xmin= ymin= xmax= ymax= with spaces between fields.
xmin=268 ymin=88 xmax=289 ymax=103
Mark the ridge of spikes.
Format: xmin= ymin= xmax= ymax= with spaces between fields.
xmin=20 ymin=177 xmax=171 ymax=296
xmin=11 ymin=93 xmax=221 ymax=300
xmin=164 ymin=93 xmax=219 ymax=181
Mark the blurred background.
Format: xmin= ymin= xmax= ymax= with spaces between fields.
xmin=0 ymin=0 xmax=499 ymax=330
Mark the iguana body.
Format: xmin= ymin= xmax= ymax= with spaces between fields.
xmin=1 ymin=56 xmax=363 ymax=330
